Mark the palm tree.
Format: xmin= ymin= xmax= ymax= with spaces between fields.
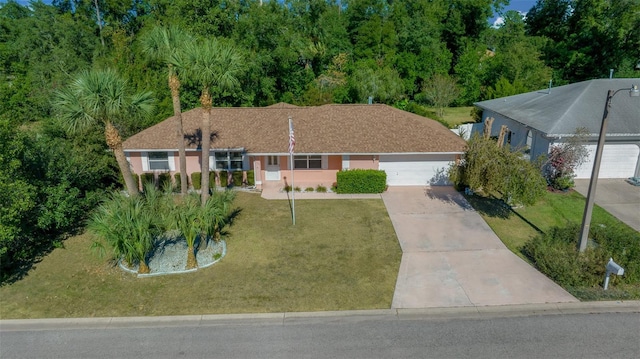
xmin=198 ymin=189 xmax=240 ymax=250
xmin=169 ymin=193 xmax=201 ymax=269
xmin=141 ymin=26 xmax=192 ymax=195
xmin=184 ymin=39 xmax=245 ymax=205
xmin=53 ymin=69 xmax=155 ymax=196
xmin=88 ymin=192 xmax=160 ymax=274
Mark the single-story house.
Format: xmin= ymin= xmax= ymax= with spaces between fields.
xmin=122 ymin=103 xmax=466 ymax=188
xmin=474 ymin=78 xmax=640 ymax=178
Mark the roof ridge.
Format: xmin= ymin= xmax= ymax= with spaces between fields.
xmin=548 ymin=81 xmax=591 ymax=134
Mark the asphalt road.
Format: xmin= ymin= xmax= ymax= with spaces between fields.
xmin=2 ymin=312 xmax=639 ymax=359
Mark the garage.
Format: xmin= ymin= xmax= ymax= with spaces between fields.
xmin=574 ymin=144 xmax=640 ymax=179
xmin=379 ymin=154 xmax=455 ymax=186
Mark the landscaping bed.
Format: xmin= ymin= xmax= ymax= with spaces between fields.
xmin=0 ymin=192 xmax=401 ymax=319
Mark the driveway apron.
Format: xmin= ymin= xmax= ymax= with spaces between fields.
xmin=382 ymin=187 xmax=577 ymax=309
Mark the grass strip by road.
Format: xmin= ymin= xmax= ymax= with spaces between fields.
xmin=0 ymin=192 xmax=401 ymax=319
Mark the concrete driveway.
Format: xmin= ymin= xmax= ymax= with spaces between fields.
xmin=382 ymin=187 xmax=577 ymax=309
xmin=573 ymin=179 xmax=640 ymax=232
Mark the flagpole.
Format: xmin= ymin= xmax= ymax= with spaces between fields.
xmin=289 ymin=117 xmax=296 ymax=225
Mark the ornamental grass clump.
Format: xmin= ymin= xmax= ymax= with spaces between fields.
xmin=88 ymin=186 xmax=163 ymax=274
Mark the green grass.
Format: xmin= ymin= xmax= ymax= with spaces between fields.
xmin=466 ymin=190 xmax=640 ymax=299
xmin=426 ymin=106 xmax=475 ymax=127
xmin=467 ymin=191 xmax=625 ymax=255
xmin=0 ymin=192 xmax=401 ymax=319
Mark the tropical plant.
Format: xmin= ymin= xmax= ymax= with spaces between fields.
xmin=141 ymin=26 xmax=192 ymax=195
xmin=52 ymin=69 xmax=155 ymax=196
xmin=169 ymin=193 xmax=201 ymax=269
xmin=88 ymin=192 xmax=160 ymax=274
xmin=182 ymin=38 xmax=245 ymax=205
xmin=198 ymin=190 xmax=239 ymax=250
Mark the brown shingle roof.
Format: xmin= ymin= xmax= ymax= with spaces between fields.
xmin=123 ymin=104 xmax=466 ymax=154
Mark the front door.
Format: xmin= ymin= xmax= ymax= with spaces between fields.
xmin=265 ymin=156 xmax=280 ymax=181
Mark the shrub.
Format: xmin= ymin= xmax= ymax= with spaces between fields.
xmin=305 ymin=187 xmax=315 ymax=192
xmin=232 ymin=171 xmax=243 ymax=186
xmin=316 ymin=185 xmax=327 ymax=193
xmin=191 ymin=172 xmax=202 ymax=190
xmin=294 ymin=186 xmax=301 ymax=192
xmin=141 ymin=173 xmax=155 ymax=187
xmin=219 ymin=171 xmax=228 ymax=187
xmin=246 ymin=170 xmax=255 ymax=186
xmin=174 ymin=173 xmax=180 ymax=190
xmin=283 ymin=185 xmax=291 ymax=192
xmin=523 ymin=223 xmax=640 ymax=290
xmin=158 ymin=173 xmax=172 ymax=190
xmin=336 ymin=169 xmax=386 ymax=194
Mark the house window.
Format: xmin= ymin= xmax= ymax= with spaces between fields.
xmin=213 ymin=151 xmax=245 ymax=171
xmin=148 ymin=152 xmax=170 ymax=170
xmin=267 ymin=156 xmax=279 ymax=166
xmin=294 ymin=155 xmax=322 ymax=169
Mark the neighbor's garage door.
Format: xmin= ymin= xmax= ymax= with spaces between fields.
xmin=574 ymin=144 xmax=639 ymax=179
xmin=379 ymin=154 xmax=454 ymax=186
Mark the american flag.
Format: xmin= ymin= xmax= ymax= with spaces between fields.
xmin=288 ymin=117 xmax=295 ymax=154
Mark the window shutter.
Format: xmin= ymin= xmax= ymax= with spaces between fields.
xmin=342 ymin=155 xmax=350 ymax=170
xmin=168 ymin=152 xmax=176 ymax=171
xmin=141 ymin=152 xmax=149 ymax=171
xmin=321 ymin=155 xmax=328 ymax=170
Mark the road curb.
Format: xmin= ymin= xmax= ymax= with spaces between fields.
xmin=1 ymin=301 xmax=638 ymax=331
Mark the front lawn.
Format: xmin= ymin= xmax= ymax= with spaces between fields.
xmin=0 ymin=192 xmax=401 ymax=319
xmin=466 ymin=190 xmax=640 ymax=300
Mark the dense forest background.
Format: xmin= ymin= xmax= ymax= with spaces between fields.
xmin=1 ymin=0 xmax=639 ymax=281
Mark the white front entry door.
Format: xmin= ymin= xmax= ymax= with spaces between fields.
xmin=265 ymin=156 xmax=280 ymax=181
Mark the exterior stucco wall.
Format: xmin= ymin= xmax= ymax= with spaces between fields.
xmin=349 ymin=155 xmax=379 ymax=169
xmin=480 ymin=110 xmax=551 ymax=163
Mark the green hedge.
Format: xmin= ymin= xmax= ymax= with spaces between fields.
xmin=191 ymin=172 xmax=201 ymax=190
xmin=232 ymin=171 xmax=243 ymax=186
xmin=158 ymin=173 xmax=172 ymax=189
xmin=219 ymin=171 xmax=228 ymax=187
xmin=247 ymin=170 xmax=255 ymax=186
xmin=141 ymin=173 xmax=154 ymax=187
xmin=174 ymin=173 xmax=190 ymax=190
xmin=336 ymin=169 xmax=387 ymax=194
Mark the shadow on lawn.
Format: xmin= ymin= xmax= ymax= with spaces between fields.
xmin=1 ymin=230 xmax=77 ymax=286
xmin=463 ymin=193 xmax=545 ymax=235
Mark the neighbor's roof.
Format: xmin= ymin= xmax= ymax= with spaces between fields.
xmin=122 ymin=104 xmax=466 ymax=154
xmin=475 ymin=78 xmax=640 ymax=137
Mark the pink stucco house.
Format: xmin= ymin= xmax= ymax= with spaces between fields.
xmin=122 ymin=103 xmax=466 ymax=189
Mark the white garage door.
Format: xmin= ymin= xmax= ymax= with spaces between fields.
xmin=574 ymin=144 xmax=640 ymax=179
xmin=379 ymin=155 xmax=454 ymax=186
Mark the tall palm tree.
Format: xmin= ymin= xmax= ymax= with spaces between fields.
xmin=184 ymin=39 xmax=245 ymax=205
xmin=53 ymin=69 xmax=155 ymax=196
xmin=141 ymin=26 xmax=192 ymax=195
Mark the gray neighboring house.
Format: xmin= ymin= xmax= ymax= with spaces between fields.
xmin=474 ymin=78 xmax=640 ymax=179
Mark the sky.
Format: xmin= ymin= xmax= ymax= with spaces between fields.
xmin=491 ymin=0 xmax=538 ymax=27
xmin=16 ymin=0 xmax=538 ymax=26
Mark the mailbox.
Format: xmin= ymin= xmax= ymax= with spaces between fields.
xmin=606 ymin=258 xmax=624 ymax=276
xmin=604 ymin=258 xmax=625 ymax=290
